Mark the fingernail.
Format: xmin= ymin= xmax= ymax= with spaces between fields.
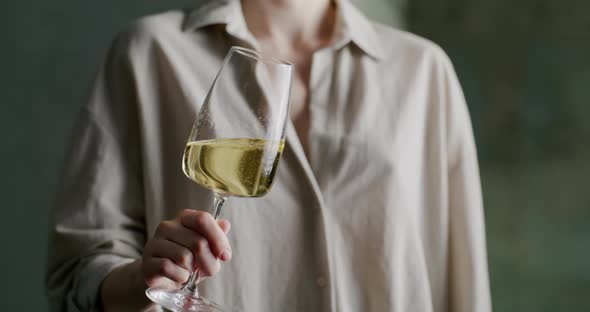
xmin=220 ymin=248 xmax=232 ymax=261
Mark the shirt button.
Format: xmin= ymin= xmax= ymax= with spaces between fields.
xmin=316 ymin=276 xmax=327 ymax=288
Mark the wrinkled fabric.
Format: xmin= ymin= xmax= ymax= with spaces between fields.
xmin=46 ymin=0 xmax=491 ymax=311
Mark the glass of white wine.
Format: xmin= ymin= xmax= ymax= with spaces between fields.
xmin=145 ymin=46 xmax=293 ymax=311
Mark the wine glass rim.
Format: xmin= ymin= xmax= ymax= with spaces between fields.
xmin=230 ymin=46 xmax=292 ymax=67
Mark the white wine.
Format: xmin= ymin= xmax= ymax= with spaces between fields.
xmin=183 ymin=138 xmax=285 ymax=197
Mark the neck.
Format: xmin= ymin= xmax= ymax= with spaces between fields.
xmin=241 ymin=0 xmax=337 ymax=49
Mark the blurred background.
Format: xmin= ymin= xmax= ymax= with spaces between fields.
xmin=1 ymin=0 xmax=588 ymax=310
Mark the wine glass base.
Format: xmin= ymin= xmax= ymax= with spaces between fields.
xmin=146 ymin=288 xmax=225 ymax=312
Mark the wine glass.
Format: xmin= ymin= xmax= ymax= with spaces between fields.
xmin=145 ymin=46 xmax=293 ymax=311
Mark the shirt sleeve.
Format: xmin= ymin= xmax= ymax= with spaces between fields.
xmin=439 ymin=50 xmax=492 ymax=312
xmin=46 ymin=32 xmax=146 ymax=312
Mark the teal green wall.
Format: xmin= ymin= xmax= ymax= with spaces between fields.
xmin=2 ymin=0 xmax=588 ymax=310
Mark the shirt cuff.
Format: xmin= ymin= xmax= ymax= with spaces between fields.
xmin=72 ymin=254 xmax=136 ymax=311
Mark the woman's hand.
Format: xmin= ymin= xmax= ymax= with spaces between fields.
xmin=142 ymin=209 xmax=232 ymax=289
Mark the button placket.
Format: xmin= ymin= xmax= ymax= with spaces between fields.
xmin=308 ymin=48 xmax=337 ymax=311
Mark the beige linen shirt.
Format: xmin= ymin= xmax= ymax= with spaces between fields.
xmin=47 ymin=0 xmax=491 ymax=311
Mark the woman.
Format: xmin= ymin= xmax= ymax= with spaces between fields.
xmin=47 ymin=0 xmax=492 ymax=311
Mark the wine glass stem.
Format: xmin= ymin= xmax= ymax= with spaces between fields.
xmin=180 ymin=194 xmax=227 ymax=298
xmin=211 ymin=194 xmax=226 ymax=220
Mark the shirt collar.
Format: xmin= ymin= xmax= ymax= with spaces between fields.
xmin=183 ymin=0 xmax=384 ymax=60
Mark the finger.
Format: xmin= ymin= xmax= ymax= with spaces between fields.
xmin=180 ymin=210 xmax=232 ymax=261
xmin=143 ymin=258 xmax=190 ymax=286
xmin=154 ymin=220 xmax=223 ymax=264
xmin=149 ymin=239 xmax=195 ymax=271
xmin=192 ymin=237 xmax=221 ymax=277
xmin=218 ymin=219 xmax=231 ymax=234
